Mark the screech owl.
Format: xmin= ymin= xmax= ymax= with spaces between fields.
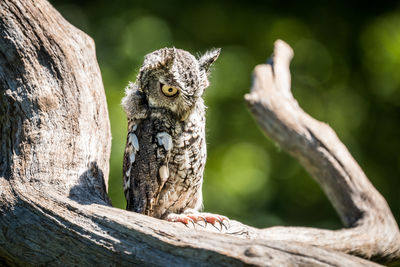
xmin=121 ymin=47 xmax=228 ymax=227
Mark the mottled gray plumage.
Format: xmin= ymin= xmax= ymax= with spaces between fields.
xmin=121 ymin=47 xmax=220 ymax=220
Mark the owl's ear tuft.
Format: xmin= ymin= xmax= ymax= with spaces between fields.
xmin=144 ymin=47 xmax=176 ymax=71
xmin=199 ymin=48 xmax=221 ymax=73
xmin=162 ymin=47 xmax=176 ymax=68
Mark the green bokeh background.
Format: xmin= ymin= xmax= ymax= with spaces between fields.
xmin=51 ymin=0 xmax=400 ymax=229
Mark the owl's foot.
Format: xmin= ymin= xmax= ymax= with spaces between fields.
xmin=166 ymin=212 xmax=229 ymax=230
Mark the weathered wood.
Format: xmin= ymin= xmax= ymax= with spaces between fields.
xmin=244 ymin=40 xmax=400 ymax=264
xmin=0 ymin=0 xmax=397 ymax=266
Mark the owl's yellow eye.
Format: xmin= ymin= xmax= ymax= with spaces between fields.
xmin=161 ymin=84 xmax=179 ymax=97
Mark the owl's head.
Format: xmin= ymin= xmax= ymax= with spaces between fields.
xmin=135 ymin=47 xmax=220 ymax=120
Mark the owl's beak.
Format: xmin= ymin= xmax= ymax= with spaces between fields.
xmin=180 ymin=111 xmax=190 ymax=121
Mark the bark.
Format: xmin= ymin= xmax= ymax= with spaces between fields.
xmin=0 ymin=0 xmax=398 ymax=266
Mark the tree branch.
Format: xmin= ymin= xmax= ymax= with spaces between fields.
xmin=244 ymin=40 xmax=400 ymax=264
xmin=0 ymin=0 xmax=397 ymax=266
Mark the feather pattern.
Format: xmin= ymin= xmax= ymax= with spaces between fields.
xmin=122 ymin=48 xmax=219 ymax=219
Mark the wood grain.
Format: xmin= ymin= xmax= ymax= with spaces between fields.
xmin=245 ymin=40 xmax=400 ymax=264
xmin=0 ymin=0 xmax=397 ymax=265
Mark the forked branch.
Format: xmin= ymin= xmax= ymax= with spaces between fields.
xmin=244 ymin=40 xmax=400 ymax=264
xmin=0 ymin=0 xmax=398 ymax=265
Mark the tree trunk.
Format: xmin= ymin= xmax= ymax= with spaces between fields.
xmin=0 ymin=0 xmax=398 ymax=266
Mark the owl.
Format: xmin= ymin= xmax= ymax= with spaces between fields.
xmin=121 ymin=47 xmax=228 ymax=227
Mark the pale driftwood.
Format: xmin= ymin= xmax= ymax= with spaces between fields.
xmin=0 ymin=0 xmax=397 ymax=266
xmin=244 ymin=40 xmax=400 ymax=264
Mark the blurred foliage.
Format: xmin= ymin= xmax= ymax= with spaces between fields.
xmin=51 ymin=0 xmax=400 ymax=229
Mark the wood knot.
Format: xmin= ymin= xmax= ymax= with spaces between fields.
xmin=38 ymin=95 xmax=58 ymax=112
xmin=244 ymin=246 xmax=262 ymax=257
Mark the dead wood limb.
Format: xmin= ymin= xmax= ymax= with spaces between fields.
xmin=244 ymin=40 xmax=400 ymax=264
xmin=0 ymin=0 xmax=397 ymax=266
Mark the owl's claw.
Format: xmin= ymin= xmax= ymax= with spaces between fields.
xmin=202 ymin=213 xmax=229 ymax=230
xmin=166 ymin=213 xmax=195 ymax=227
xmin=166 ymin=212 xmax=230 ymax=231
xmin=186 ymin=219 xmax=196 ymax=228
xmin=187 ymin=214 xmax=207 ymax=228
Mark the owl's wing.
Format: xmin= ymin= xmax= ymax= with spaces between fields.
xmin=122 ymin=84 xmax=155 ymax=213
xmin=122 ymin=83 xmax=172 ymax=217
xmin=123 ymin=117 xmax=171 ymax=217
xmin=123 ymin=120 xmax=141 ymax=211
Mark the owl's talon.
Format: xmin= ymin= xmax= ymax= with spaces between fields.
xmin=217 ymin=219 xmax=227 ymax=230
xmin=186 ymin=219 xmax=196 ymax=228
xmin=198 ymin=215 xmax=208 ymax=224
xmin=220 ymin=220 xmax=229 ymax=230
xmin=214 ymin=215 xmax=229 ymax=230
xmin=218 ymin=216 xmax=230 ymax=230
xmin=188 ymin=215 xmax=207 ymax=227
xmin=167 ymin=213 xmax=195 ymax=227
xmin=167 ymin=212 xmax=230 ymax=231
xmin=201 ymin=214 xmax=229 ymax=230
xmin=195 ymin=213 xmax=230 ymax=231
xmin=195 ymin=220 xmax=207 ymax=228
xmin=212 ymin=222 xmax=224 ymax=231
